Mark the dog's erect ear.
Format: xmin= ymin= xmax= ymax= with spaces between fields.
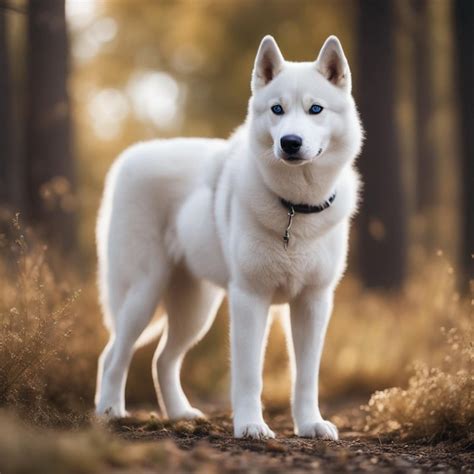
xmin=252 ymin=35 xmax=285 ymax=91
xmin=316 ymin=36 xmax=351 ymax=92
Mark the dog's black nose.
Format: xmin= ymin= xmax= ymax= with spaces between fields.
xmin=280 ymin=135 xmax=303 ymax=155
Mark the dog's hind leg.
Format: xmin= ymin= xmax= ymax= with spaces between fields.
xmin=153 ymin=267 xmax=223 ymax=420
xmin=95 ymin=269 xmax=167 ymax=418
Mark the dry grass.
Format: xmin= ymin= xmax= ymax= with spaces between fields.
xmin=0 ymin=217 xmax=102 ymax=425
xmin=0 ymin=218 xmax=471 ymax=446
xmin=363 ymin=324 xmax=473 ymax=442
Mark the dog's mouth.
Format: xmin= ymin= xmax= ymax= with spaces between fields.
xmin=283 ymin=155 xmax=304 ymax=162
xmin=280 ymin=148 xmax=323 ymax=166
xmin=281 ymin=155 xmax=306 ymax=166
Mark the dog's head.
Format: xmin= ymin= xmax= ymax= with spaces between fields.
xmin=249 ymin=35 xmax=362 ymax=171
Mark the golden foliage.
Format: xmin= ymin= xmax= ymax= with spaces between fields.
xmin=0 ymin=218 xmax=102 ymax=425
xmin=363 ymin=326 xmax=473 ymax=442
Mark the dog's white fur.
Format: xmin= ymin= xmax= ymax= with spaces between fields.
xmin=95 ymin=35 xmax=363 ymax=440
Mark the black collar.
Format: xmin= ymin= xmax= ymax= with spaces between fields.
xmin=280 ymin=191 xmax=337 ymax=214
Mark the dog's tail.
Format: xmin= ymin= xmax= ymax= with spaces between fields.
xmin=133 ymin=317 xmax=167 ymax=350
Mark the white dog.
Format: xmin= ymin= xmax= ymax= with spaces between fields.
xmin=95 ymin=35 xmax=363 ymax=440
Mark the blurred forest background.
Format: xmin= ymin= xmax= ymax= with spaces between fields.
xmin=0 ymin=0 xmax=472 ymax=450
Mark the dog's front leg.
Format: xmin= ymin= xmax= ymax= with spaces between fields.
xmin=229 ymin=284 xmax=274 ymax=439
xmin=290 ymin=287 xmax=338 ymax=440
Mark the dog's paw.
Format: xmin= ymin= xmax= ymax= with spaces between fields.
xmin=234 ymin=422 xmax=275 ymax=439
xmin=95 ymin=404 xmax=130 ymax=419
xmin=296 ymin=420 xmax=338 ymax=440
xmin=167 ymin=406 xmax=206 ymax=420
xmin=178 ymin=407 xmax=206 ymax=420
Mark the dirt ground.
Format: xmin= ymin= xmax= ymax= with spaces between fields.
xmin=109 ymin=400 xmax=473 ymax=473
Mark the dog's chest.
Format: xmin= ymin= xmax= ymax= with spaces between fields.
xmin=237 ymin=223 xmax=346 ymax=300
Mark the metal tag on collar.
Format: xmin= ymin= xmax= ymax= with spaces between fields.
xmin=283 ymin=205 xmax=295 ymax=250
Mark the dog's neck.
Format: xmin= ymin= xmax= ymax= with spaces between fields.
xmin=252 ymin=147 xmax=347 ymax=207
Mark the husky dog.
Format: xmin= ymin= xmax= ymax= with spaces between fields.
xmin=95 ymin=35 xmax=363 ymax=440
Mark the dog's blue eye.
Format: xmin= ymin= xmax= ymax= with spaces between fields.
xmin=309 ymin=104 xmax=323 ymax=115
xmin=271 ymin=104 xmax=284 ymax=115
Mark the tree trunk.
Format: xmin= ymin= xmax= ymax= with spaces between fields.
xmin=356 ymin=0 xmax=408 ymax=289
xmin=26 ymin=0 xmax=76 ymax=254
xmin=453 ymin=0 xmax=474 ymax=288
xmin=0 ymin=8 xmax=22 ymax=229
xmin=412 ymin=0 xmax=437 ymax=214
